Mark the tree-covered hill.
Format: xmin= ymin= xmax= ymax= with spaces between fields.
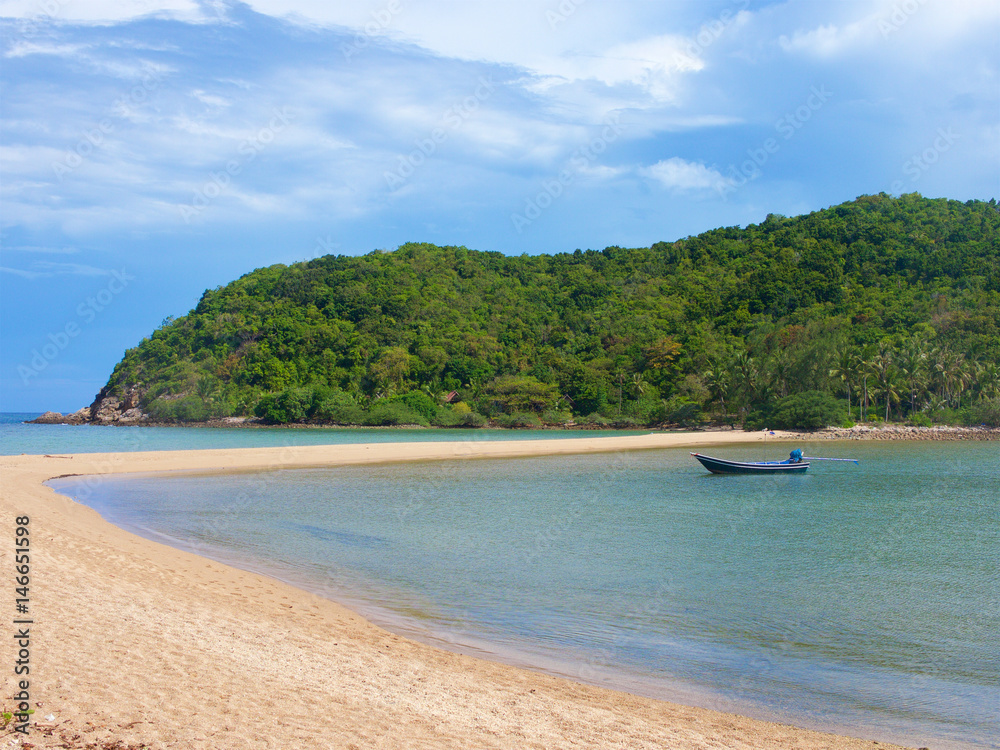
xmin=97 ymin=193 xmax=1000 ymax=428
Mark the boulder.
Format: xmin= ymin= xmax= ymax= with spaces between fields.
xmin=28 ymin=411 xmax=66 ymax=424
xmin=90 ymin=396 xmax=122 ymax=424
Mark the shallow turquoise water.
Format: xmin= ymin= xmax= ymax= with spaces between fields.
xmin=46 ymin=438 xmax=1000 ymax=749
xmin=0 ymin=412 xmax=645 ymax=455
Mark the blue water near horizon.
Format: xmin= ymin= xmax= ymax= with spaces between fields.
xmin=0 ymin=412 xmax=648 ymax=455
xmin=43 ymin=437 xmax=1000 ymax=750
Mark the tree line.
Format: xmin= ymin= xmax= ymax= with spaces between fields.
xmin=97 ymin=193 xmax=1000 ymax=429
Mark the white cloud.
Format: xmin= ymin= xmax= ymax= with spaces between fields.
xmin=0 ymin=0 xmax=214 ymax=24
xmin=640 ymin=157 xmax=731 ymax=192
xmin=4 ymin=41 xmax=87 ymax=58
xmin=0 ymin=260 xmax=112 ymax=278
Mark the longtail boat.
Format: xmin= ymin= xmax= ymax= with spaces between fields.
xmin=691 ymin=451 xmax=808 ymax=474
xmin=690 ymin=448 xmax=858 ymax=475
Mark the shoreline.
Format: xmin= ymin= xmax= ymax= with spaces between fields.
xmin=2 ymin=432 xmax=918 ymax=749
xmin=21 ymin=411 xmax=1000 ymax=441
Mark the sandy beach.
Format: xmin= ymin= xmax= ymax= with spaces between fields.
xmin=1 ymin=431 xmax=915 ymax=749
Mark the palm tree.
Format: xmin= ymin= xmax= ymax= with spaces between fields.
xmin=953 ymin=357 xmax=974 ymax=408
xmin=931 ymin=348 xmax=964 ymax=407
xmin=829 ymin=348 xmax=859 ymax=420
xmin=975 ymin=362 xmax=1000 ymax=401
xmin=770 ymin=350 xmax=793 ymax=399
xmin=615 ymin=368 xmax=626 ymax=415
xmin=857 ymin=343 xmax=877 ymax=422
xmin=873 ymin=355 xmax=901 ymax=421
xmin=704 ymin=363 xmax=730 ymax=417
xmin=898 ymin=341 xmax=927 ymax=416
xmin=735 ymin=351 xmax=757 ymax=415
xmin=630 ymin=372 xmax=647 ymax=397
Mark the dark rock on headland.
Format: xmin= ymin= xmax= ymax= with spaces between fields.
xmin=26 ymin=386 xmax=152 ymax=426
xmin=27 ymin=408 xmax=91 ymax=425
xmin=89 ymin=385 xmax=150 ymax=425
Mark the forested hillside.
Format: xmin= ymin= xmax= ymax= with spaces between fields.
xmin=98 ymin=193 xmax=1000 ymax=428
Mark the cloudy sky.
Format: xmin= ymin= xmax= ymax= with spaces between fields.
xmin=1 ymin=0 xmax=998 ymax=411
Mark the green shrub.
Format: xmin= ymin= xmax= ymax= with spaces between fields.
xmin=322 ymin=404 xmax=366 ymax=425
xmin=769 ymin=391 xmax=845 ymax=430
xmin=927 ymin=407 xmax=962 ymax=425
xmin=650 ymin=396 xmax=702 ymax=427
xmin=254 ymin=387 xmax=313 ymax=423
xmin=908 ymin=412 xmax=933 ymax=427
xmin=541 ymin=409 xmax=573 ymax=425
xmin=497 ymin=412 xmax=542 ymax=428
xmin=742 ymin=409 xmax=769 ymax=431
xmin=364 ymin=401 xmax=429 ymax=426
xmin=967 ymin=397 xmax=1000 ymax=427
xmin=146 ymin=394 xmax=226 ymax=422
xmin=432 ymin=405 xmax=487 ymax=427
xmin=431 ymin=406 xmax=462 ymax=427
xmin=457 ymin=411 xmax=487 ymax=427
xmin=394 ymin=390 xmax=439 ymax=421
xmin=311 ymin=388 xmax=362 ymax=423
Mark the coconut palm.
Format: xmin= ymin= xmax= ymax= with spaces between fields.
xmin=871 ymin=342 xmax=901 ymax=421
xmin=630 ymin=372 xmax=647 ymax=397
xmin=975 ymin=362 xmax=1000 ymax=401
xmin=857 ymin=343 xmax=877 ymax=421
xmin=829 ymin=348 xmax=859 ymax=420
xmin=898 ymin=341 xmax=927 ymax=416
xmin=953 ymin=357 xmax=974 ymax=408
xmin=704 ymin=363 xmax=730 ymax=416
xmin=734 ymin=351 xmax=757 ymax=411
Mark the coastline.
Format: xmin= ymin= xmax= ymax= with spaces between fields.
xmin=2 ymin=432 xmax=916 ymax=749
xmin=24 ymin=409 xmax=1000 ymax=441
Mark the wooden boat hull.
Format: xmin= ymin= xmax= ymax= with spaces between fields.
xmin=691 ymin=452 xmax=809 ymax=474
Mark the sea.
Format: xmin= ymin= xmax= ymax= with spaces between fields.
xmin=6 ymin=414 xmax=998 ymax=749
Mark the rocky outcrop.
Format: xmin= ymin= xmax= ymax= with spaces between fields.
xmin=88 ymin=385 xmax=150 ymax=425
xmin=27 ymin=408 xmax=91 ymax=425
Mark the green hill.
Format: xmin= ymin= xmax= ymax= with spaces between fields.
xmin=97 ymin=193 xmax=1000 ymax=428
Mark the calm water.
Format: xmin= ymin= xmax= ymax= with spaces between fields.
xmin=46 ymin=439 xmax=999 ymax=749
xmin=0 ymin=412 xmax=645 ymax=455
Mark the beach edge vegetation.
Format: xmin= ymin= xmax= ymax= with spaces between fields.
xmin=95 ymin=193 xmax=1000 ymax=431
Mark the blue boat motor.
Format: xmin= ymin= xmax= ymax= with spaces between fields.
xmin=789 ymin=448 xmax=803 ymax=463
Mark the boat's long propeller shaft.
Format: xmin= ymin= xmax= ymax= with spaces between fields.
xmin=802 ymin=456 xmax=860 ymax=464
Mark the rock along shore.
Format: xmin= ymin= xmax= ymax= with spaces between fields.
xmin=811 ymin=424 xmax=1000 ymax=440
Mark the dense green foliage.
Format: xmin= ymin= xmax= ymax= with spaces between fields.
xmin=746 ymin=391 xmax=847 ymax=431
xmin=100 ymin=194 xmax=1000 ymax=429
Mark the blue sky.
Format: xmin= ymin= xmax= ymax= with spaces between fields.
xmin=1 ymin=0 xmax=998 ymax=412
